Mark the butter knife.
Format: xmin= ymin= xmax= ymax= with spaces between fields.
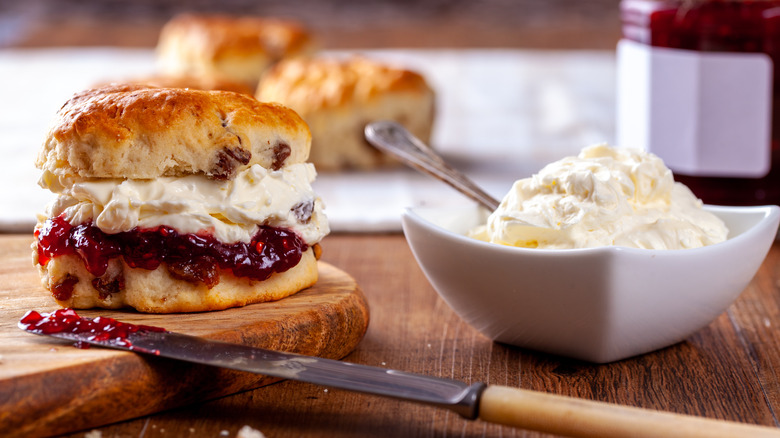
xmin=19 ymin=310 xmax=780 ymax=438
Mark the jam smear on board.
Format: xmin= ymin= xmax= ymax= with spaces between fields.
xmin=18 ymin=308 xmax=165 ymax=351
xmin=35 ymin=216 xmax=308 ymax=289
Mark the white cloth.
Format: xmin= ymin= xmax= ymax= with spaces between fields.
xmin=0 ymin=48 xmax=616 ymax=233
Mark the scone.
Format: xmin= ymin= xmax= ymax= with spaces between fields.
xmin=97 ymin=74 xmax=255 ymax=95
xmin=256 ymin=56 xmax=436 ymax=171
xmin=33 ymin=84 xmax=329 ymax=313
xmin=156 ymin=13 xmax=313 ymax=89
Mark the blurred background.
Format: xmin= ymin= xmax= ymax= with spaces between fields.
xmin=0 ymin=0 xmax=621 ymax=49
xmin=0 ymin=0 xmax=624 ymax=232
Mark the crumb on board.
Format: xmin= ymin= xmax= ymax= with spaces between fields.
xmin=237 ymin=425 xmax=266 ymax=438
xmin=84 ymin=431 xmax=101 ymax=438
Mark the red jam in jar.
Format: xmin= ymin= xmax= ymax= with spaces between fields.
xmin=619 ymin=0 xmax=780 ymax=205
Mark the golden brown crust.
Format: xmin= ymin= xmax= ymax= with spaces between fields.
xmin=257 ymin=56 xmax=433 ymax=111
xmin=36 ymin=84 xmax=311 ymax=179
xmin=33 ymin=244 xmax=319 ymax=313
xmin=157 ymin=13 xmax=313 ymax=86
xmin=256 ymin=57 xmax=436 ymax=171
xmin=96 ymin=74 xmax=255 ymax=95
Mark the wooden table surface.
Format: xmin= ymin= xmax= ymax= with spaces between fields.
xmin=4 ymin=1 xmax=780 ymax=437
xmin=1 ymin=0 xmax=623 ymax=51
xmin=0 ymin=232 xmax=774 ymax=437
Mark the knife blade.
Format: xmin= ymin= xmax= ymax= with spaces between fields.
xmin=19 ymin=309 xmax=780 ymax=438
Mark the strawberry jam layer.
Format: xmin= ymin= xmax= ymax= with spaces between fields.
xmin=35 ymin=215 xmax=308 ymax=286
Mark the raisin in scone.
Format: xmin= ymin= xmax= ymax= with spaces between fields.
xmin=256 ymin=56 xmax=436 ymax=171
xmin=33 ymin=84 xmax=329 ymax=313
xmin=156 ymin=13 xmax=313 ymax=89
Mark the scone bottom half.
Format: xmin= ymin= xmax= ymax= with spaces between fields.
xmin=33 ymin=216 xmax=323 ymax=314
xmin=33 ymin=85 xmax=327 ymax=313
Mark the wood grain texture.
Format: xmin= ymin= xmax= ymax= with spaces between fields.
xmin=4 ymin=1 xmax=622 ymax=50
xmin=50 ymin=234 xmax=779 ymax=438
xmin=0 ymin=235 xmax=369 ymax=438
xmin=3 ymin=3 xmax=779 ymax=434
xmin=2 ymin=233 xmax=780 ymax=437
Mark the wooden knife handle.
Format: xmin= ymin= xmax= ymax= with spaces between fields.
xmin=478 ymin=385 xmax=780 ymax=438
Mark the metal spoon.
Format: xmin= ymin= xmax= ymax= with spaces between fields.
xmin=364 ymin=121 xmax=501 ymax=211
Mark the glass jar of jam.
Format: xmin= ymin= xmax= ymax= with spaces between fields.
xmin=617 ymin=0 xmax=780 ymax=205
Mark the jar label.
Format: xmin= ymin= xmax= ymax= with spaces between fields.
xmin=616 ymin=39 xmax=773 ymax=178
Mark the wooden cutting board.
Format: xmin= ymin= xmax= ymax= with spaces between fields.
xmin=0 ymin=235 xmax=370 ymax=438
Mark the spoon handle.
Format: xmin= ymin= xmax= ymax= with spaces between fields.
xmin=364 ymin=121 xmax=501 ymax=211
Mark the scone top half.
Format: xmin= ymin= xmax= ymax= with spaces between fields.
xmin=33 ymin=85 xmax=329 ymax=313
xmin=38 ymin=84 xmax=310 ymax=180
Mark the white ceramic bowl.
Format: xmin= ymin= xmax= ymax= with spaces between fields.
xmin=402 ymin=204 xmax=780 ymax=363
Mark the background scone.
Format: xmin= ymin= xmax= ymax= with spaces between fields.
xmin=256 ymin=56 xmax=436 ymax=171
xmin=95 ymin=74 xmax=255 ymax=95
xmin=33 ymin=84 xmax=329 ymax=313
xmin=157 ymin=13 xmax=313 ymax=89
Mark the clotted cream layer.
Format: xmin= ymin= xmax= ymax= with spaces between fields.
xmin=470 ymin=144 xmax=728 ymax=250
xmin=39 ymin=163 xmax=329 ymax=245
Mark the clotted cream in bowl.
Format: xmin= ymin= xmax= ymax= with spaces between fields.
xmin=401 ymin=145 xmax=780 ymax=363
